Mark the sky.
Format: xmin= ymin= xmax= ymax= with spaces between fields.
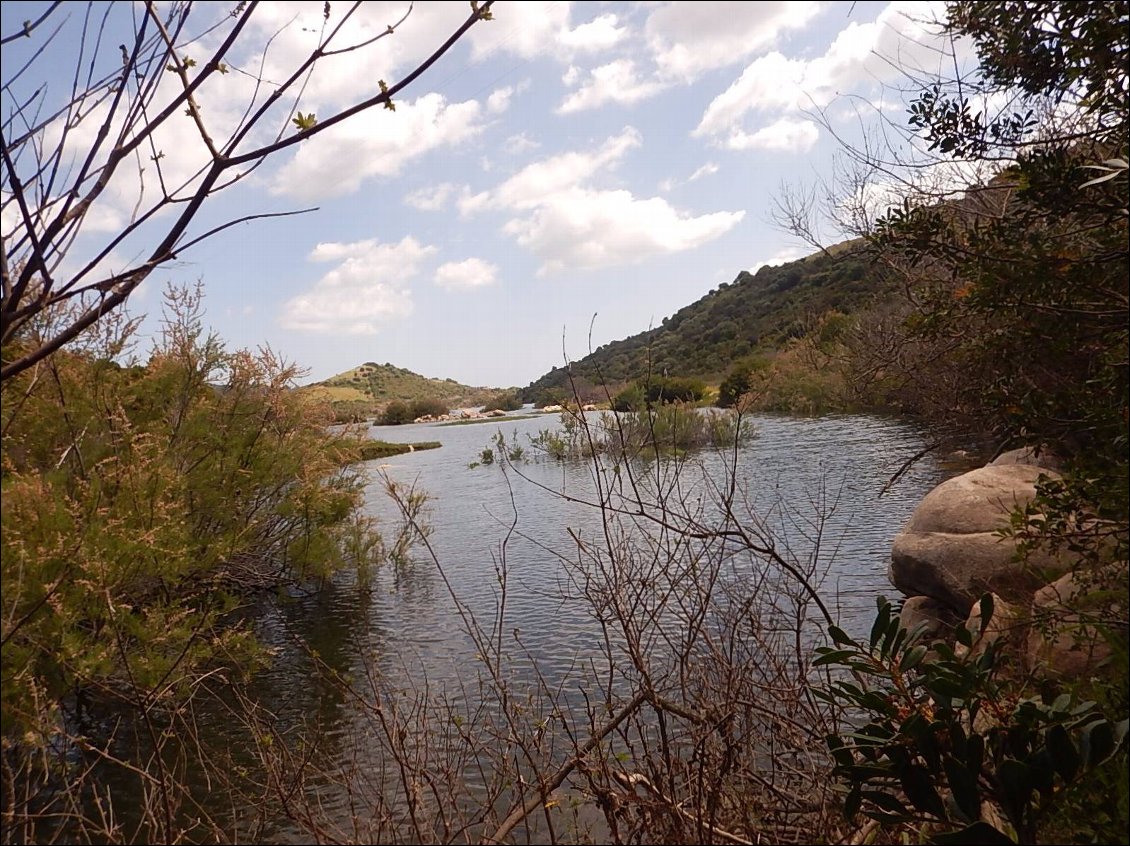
xmin=1 ymin=1 xmax=971 ymax=388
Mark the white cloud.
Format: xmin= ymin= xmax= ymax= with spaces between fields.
xmin=645 ymin=1 xmax=821 ymax=81
xmin=504 ymin=132 xmax=541 ymax=155
xmin=272 ymin=93 xmax=485 ymax=200
xmin=279 ymin=236 xmax=436 ymax=334
xmin=557 ymin=60 xmax=669 ymax=113
xmin=463 ymin=129 xmax=744 ymax=275
xmin=726 ymin=117 xmax=819 ymax=152
xmin=557 ymin=13 xmax=628 ymax=53
xmin=435 ymin=257 xmax=498 ymax=290
xmin=469 ymin=3 xmax=626 ymax=62
xmin=404 ymin=182 xmax=458 ymax=211
xmin=688 ymin=162 xmax=719 ymax=182
xmin=487 ymin=85 xmax=516 ymax=114
xmin=503 ymin=188 xmax=745 ymax=276
xmin=693 ymin=2 xmax=954 ymax=151
xmin=658 ymin=161 xmax=719 ymax=193
xmin=751 ymin=245 xmax=808 ymax=274
xmin=485 ymin=127 xmax=641 ymax=209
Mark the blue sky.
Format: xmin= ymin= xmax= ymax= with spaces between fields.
xmin=1 ymin=1 xmax=967 ymax=388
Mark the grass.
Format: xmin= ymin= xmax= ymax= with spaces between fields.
xmin=355 ymin=440 xmax=441 ymax=461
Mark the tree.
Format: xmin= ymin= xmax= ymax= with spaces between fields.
xmin=792 ymin=4 xmax=1129 ymax=840
xmin=1 ymin=0 xmax=494 ymax=382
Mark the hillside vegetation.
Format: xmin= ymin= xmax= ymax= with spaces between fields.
xmin=521 ymin=244 xmax=883 ymax=404
xmin=299 ymin=362 xmax=499 ymax=420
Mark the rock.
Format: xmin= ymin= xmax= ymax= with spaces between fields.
xmin=541 ymin=404 xmax=563 ymax=413
xmin=889 ymin=465 xmax=1068 ymax=614
xmin=990 ymin=446 xmax=1064 ymax=472
xmin=582 ymin=404 xmax=598 ymax=411
xmin=955 ymin=593 xmax=1024 ymax=661
xmin=1026 ymin=566 xmax=1121 ymax=678
xmin=899 ymin=596 xmax=962 ymax=644
xmin=487 ymin=409 xmax=507 ymax=417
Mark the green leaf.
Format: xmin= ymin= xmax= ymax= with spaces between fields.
xmin=1080 ymin=719 xmax=1115 ymax=768
xmin=861 ymin=789 xmax=910 ymax=818
xmin=900 ymin=644 xmax=928 ymax=672
xmin=977 ymin=594 xmax=995 ymax=632
xmin=943 ymin=758 xmax=980 ymax=822
xmin=996 ymin=758 xmax=1033 ymax=821
xmin=814 ymin=648 xmax=856 ymax=666
xmin=1045 ymin=724 xmax=1080 ymax=781
xmin=829 ymin=624 xmax=854 ymax=646
xmin=292 ymin=111 xmax=317 ymax=131
xmin=955 ymin=624 xmax=973 ymax=649
xmin=901 ymin=764 xmax=947 ymax=819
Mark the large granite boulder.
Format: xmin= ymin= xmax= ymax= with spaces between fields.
xmin=889 ymin=464 xmax=1069 ymax=614
xmin=990 ymin=446 xmax=1064 ymax=472
xmin=1026 ymin=566 xmax=1121 ymax=678
xmin=899 ymin=596 xmax=962 ymax=644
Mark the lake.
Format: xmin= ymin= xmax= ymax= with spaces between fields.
xmin=229 ymin=409 xmax=950 ymax=842
xmin=57 ymin=409 xmax=951 ymax=843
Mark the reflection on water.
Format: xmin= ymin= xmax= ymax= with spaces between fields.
xmin=84 ymin=411 xmax=951 ymax=842
xmin=352 ymin=411 xmax=945 ymax=688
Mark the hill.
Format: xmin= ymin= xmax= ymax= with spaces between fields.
xmin=521 ymin=242 xmax=888 ymax=403
xmin=299 ymin=362 xmax=499 ymax=420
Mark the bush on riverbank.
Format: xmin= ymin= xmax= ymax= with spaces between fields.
xmin=1 ymin=288 xmax=387 ymax=838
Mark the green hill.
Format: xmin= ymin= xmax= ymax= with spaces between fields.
xmin=300 ymin=362 xmax=498 ymax=420
xmin=521 ymin=243 xmax=888 ymax=404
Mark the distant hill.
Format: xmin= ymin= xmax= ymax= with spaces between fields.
xmin=521 ymin=242 xmax=889 ymax=403
xmin=299 ymin=362 xmax=498 ymax=419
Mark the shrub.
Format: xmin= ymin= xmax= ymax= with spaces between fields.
xmin=379 ymin=399 xmax=414 ymax=425
xmin=612 ymin=383 xmax=646 ymax=412
xmin=1 ymin=287 xmax=382 ymax=740
xmin=482 ymin=391 xmax=523 ymax=412
xmin=410 ymin=397 xmax=449 ymax=420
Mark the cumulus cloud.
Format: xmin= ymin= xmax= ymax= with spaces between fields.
xmin=279 ymin=236 xmax=436 ymax=334
xmin=645 ymin=1 xmax=821 ymax=81
xmin=503 ymin=188 xmax=745 ymax=276
xmin=726 ymin=117 xmax=820 ymax=152
xmin=463 ymin=128 xmax=744 ymax=275
xmin=557 ymin=60 xmax=669 ymax=113
xmin=688 ymin=162 xmax=719 ymax=182
xmin=272 ymin=93 xmax=485 ymax=200
xmin=694 ymin=2 xmax=954 ymax=150
xmin=434 ymin=257 xmax=498 ymax=290
xmin=404 ymin=182 xmax=459 ymax=211
xmin=469 ymin=4 xmax=624 ymax=61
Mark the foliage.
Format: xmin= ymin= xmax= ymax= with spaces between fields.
xmin=520 ymin=404 xmax=754 ymax=463
xmin=482 ymin=391 xmax=523 ymax=412
xmin=355 ymin=440 xmax=441 ymax=461
xmin=409 ymin=397 xmax=449 ymax=420
xmin=1 ymin=288 xmax=383 ymax=740
xmin=379 ymin=399 xmax=415 ymax=425
xmin=520 ymin=249 xmax=882 ymax=401
xmin=309 ymin=361 xmax=497 ymax=419
xmin=816 ymin=597 xmax=1129 ymax=844
xmin=377 ymin=397 xmax=450 ymax=425
xmin=612 ymin=376 xmax=707 ymax=412
xmin=612 ymin=383 xmax=646 ymax=412
xmin=717 ymin=355 xmax=769 ymax=407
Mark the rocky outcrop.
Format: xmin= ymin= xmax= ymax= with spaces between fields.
xmin=899 ymin=596 xmax=962 ymax=643
xmin=888 ymin=450 xmax=1124 ymax=681
xmin=889 ymin=464 xmax=1070 ymax=614
xmin=990 ymin=446 xmax=1064 ymax=472
xmin=1026 ymin=567 xmax=1120 ymax=679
